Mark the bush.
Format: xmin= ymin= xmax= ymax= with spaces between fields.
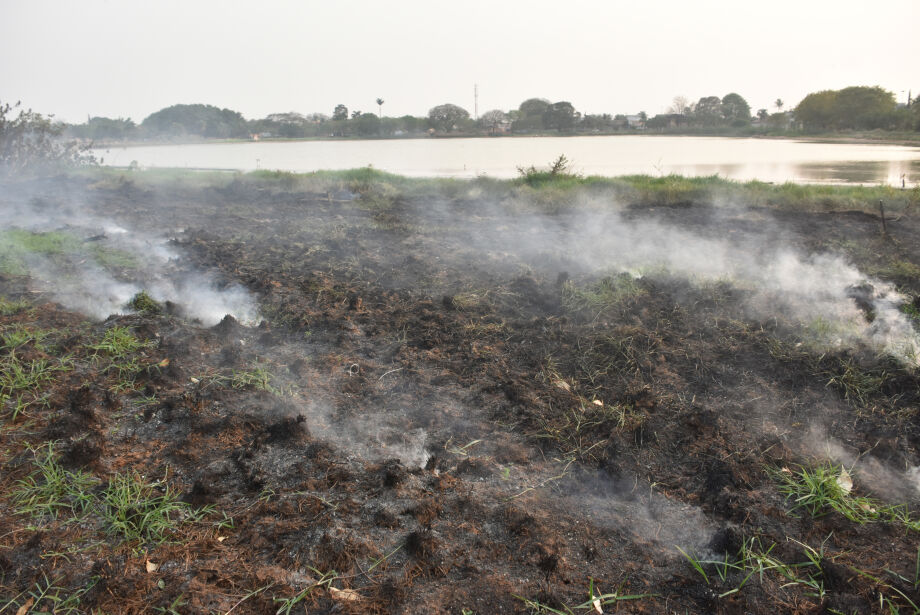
xmin=0 ymin=100 xmax=96 ymax=178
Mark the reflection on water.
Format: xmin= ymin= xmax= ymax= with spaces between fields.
xmin=794 ymin=159 xmax=920 ymax=185
xmin=96 ymin=136 xmax=920 ymax=186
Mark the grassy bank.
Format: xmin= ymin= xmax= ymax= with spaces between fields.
xmin=78 ymin=166 xmax=920 ymax=215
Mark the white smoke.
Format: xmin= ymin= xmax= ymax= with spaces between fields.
xmin=426 ymin=196 xmax=920 ymax=364
xmin=0 ymin=183 xmax=259 ymax=326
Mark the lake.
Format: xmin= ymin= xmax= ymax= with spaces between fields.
xmin=95 ymin=135 xmax=920 ymax=185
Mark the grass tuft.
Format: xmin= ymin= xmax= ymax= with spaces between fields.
xmin=13 ymin=442 xmax=99 ymax=519
xmin=125 ymin=290 xmax=163 ymax=315
xmin=100 ymin=471 xmax=197 ymax=544
xmin=770 ymin=461 xmax=920 ymax=529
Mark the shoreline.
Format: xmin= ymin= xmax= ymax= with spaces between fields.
xmin=88 ymin=131 xmax=920 ymax=150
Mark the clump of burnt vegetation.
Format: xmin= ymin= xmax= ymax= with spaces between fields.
xmin=1 ymin=169 xmax=920 ymax=613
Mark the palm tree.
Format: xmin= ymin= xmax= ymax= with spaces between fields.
xmin=376 ymin=98 xmax=384 ymax=118
xmin=774 ymin=98 xmax=784 ymax=112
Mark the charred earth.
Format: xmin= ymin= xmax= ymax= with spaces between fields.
xmin=1 ymin=170 xmax=920 ymax=613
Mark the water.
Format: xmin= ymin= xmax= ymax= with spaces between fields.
xmin=95 ymin=135 xmax=920 ymax=185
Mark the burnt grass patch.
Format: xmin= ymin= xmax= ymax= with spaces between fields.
xmin=1 ymin=172 xmax=920 ymax=613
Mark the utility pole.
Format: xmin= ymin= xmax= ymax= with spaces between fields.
xmin=474 ymin=84 xmax=479 ymax=120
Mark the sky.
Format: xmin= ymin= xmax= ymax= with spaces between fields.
xmin=1 ymin=0 xmax=917 ymax=124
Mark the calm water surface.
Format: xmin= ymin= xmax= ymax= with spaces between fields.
xmin=96 ymin=136 xmax=920 ymax=185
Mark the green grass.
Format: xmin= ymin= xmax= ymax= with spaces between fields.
xmin=770 ymin=461 xmax=920 ymax=530
xmin=87 ymin=325 xmax=155 ymax=389
xmin=89 ymin=243 xmax=139 ymax=269
xmin=13 ymin=442 xmax=99 ymax=519
xmin=1 ymin=574 xmax=98 ymax=615
xmin=100 ymin=471 xmax=203 ymax=544
xmin=1 ymin=325 xmax=49 ymax=351
xmin=125 ymin=290 xmax=163 ymax=315
xmin=679 ymin=535 xmax=920 ymax=610
xmin=74 ymin=167 xmax=920 ymax=218
xmin=678 ymin=536 xmax=828 ymax=601
xmin=0 ymin=296 xmax=31 ymax=316
xmin=0 ymin=228 xmax=139 ymax=277
xmin=198 ymin=366 xmax=279 ymax=395
xmin=0 ymin=229 xmax=83 ymax=276
xmin=14 ymin=443 xmax=227 ymax=547
xmin=0 ymin=351 xmax=69 ymax=419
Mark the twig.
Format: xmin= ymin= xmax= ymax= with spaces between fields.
xmin=377 ymin=368 xmax=403 ymax=381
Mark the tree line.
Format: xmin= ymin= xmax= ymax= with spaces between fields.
xmin=62 ymin=85 xmax=920 ymax=142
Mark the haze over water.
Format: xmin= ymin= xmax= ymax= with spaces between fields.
xmin=97 ymin=136 xmax=920 ymax=185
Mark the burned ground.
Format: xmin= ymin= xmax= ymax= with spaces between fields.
xmin=1 ymin=173 xmax=920 ymax=613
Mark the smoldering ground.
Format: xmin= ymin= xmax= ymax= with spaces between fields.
xmin=4 ymin=172 xmax=920 ymax=612
xmin=0 ymin=177 xmax=259 ymax=325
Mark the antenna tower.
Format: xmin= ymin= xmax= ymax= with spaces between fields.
xmin=474 ymin=84 xmax=479 ymax=120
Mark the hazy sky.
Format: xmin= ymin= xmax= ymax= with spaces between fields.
xmin=2 ymin=0 xmax=917 ymax=123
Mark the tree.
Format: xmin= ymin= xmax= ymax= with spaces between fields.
xmin=757 ymin=108 xmax=769 ymax=121
xmin=67 ymin=116 xmax=136 ymax=140
xmin=332 ymin=104 xmax=348 ymax=121
xmin=795 ymin=90 xmax=837 ymax=130
xmin=543 ymin=101 xmax=576 ymax=131
xmin=693 ymin=96 xmax=723 ymax=126
xmin=141 ymin=104 xmax=248 ymax=138
xmin=512 ymin=98 xmax=551 ymax=132
xmin=351 ymin=110 xmax=362 ymax=119
xmin=519 ymin=98 xmax=551 ymax=118
xmin=0 ymin=100 xmax=95 ymax=177
xmin=721 ymin=93 xmax=751 ymax=124
xmin=376 ymin=98 xmax=384 ymax=118
xmin=834 ymin=86 xmax=896 ymax=129
xmin=355 ymin=112 xmax=380 ymax=136
xmin=427 ymin=103 xmax=470 ymax=132
xmin=795 ymin=86 xmax=897 ymax=131
xmin=478 ymin=109 xmax=507 ymax=133
xmin=668 ymin=96 xmax=691 ymax=116
xmin=774 ymin=99 xmax=784 ymax=112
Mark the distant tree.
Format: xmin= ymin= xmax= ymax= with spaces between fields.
xmin=478 ymin=109 xmax=507 ymax=133
xmin=795 ymin=86 xmax=896 ymax=131
xmin=398 ymin=114 xmax=423 ymax=133
xmin=355 ymin=112 xmax=380 ymax=136
xmin=721 ymin=93 xmax=751 ymax=124
xmin=757 ymin=108 xmax=769 ymax=120
xmin=332 ymin=104 xmax=348 ymax=121
xmin=141 ymin=104 xmax=247 ymax=138
xmin=795 ymin=90 xmax=837 ymax=130
xmin=774 ymin=98 xmax=784 ymax=112
xmin=0 ymin=100 xmax=95 ymax=177
xmin=543 ymin=101 xmax=576 ymax=131
xmin=519 ymin=98 xmax=552 ymax=118
xmin=668 ymin=96 xmax=691 ymax=116
xmin=512 ymin=98 xmax=551 ymax=132
xmin=834 ymin=86 xmax=897 ymax=129
xmin=581 ymin=113 xmax=614 ymax=131
xmin=351 ymin=110 xmax=362 ymax=119
xmin=693 ymin=96 xmax=724 ymax=126
xmin=638 ymin=111 xmax=648 ymax=122
xmin=427 ymin=103 xmax=470 ymax=132
xmin=67 ymin=116 xmax=136 ymax=140
xmin=376 ymin=98 xmax=384 ymax=118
